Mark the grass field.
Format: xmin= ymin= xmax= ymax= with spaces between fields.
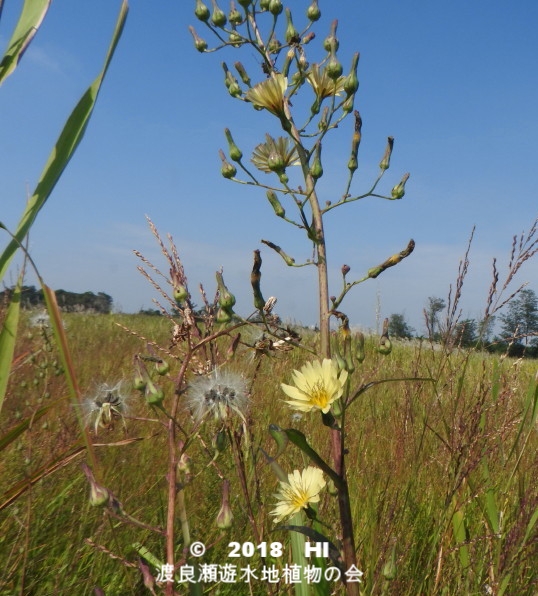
xmin=1 ymin=311 xmax=537 ymax=595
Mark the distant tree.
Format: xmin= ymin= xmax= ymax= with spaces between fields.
xmin=452 ymin=318 xmax=478 ymax=347
xmin=388 ymin=313 xmax=415 ymax=339
xmin=424 ymin=296 xmax=446 ymax=340
xmin=499 ymin=288 xmax=538 ymax=348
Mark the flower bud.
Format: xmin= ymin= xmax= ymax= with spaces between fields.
xmin=327 ymin=478 xmax=338 ymax=496
xmin=284 ymin=8 xmax=299 ymax=43
xmin=174 ymin=284 xmax=188 ymax=303
xmin=224 ymin=128 xmax=242 ymax=162
xmin=343 ymin=52 xmax=360 ymax=96
xmin=228 ymin=2 xmax=242 ymax=25
xmin=348 ymin=110 xmax=362 ymax=173
xmin=216 ymin=479 xmax=234 ymax=529
xmin=268 ymin=36 xmax=281 ymax=54
xmin=213 ymin=429 xmax=228 ymax=453
xmin=234 ymin=61 xmax=251 ymax=86
xmin=323 ymin=20 xmax=339 ymax=52
xmin=378 ymin=318 xmax=392 ymax=355
xmin=133 ymin=375 xmax=147 ymax=391
xmin=194 ymin=0 xmax=210 ymax=21
xmin=237 ymin=0 xmax=251 ymax=6
xmin=379 ymin=137 xmax=394 ymax=171
xmin=341 ymin=264 xmax=350 ymax=276
xmin=342 ymin=95 xmax=354 ymax=115
xmin=216 ymin=271 xmax=236 ymax=309
xmin=325 ymin=55 xmax=342 ymax=80
xmin=145 ymin=380 xmax=164 ymax=405
xmin=266 ymin=190 xmax=285 ymax=218
xmin=228 ymin=31 xmax=242 ymax=47
xmin=309 ymin=143 xmax=323 ymax=180
xmin=177 ymin=453 xmax=192 ymax=474
xmin=155 ymin=359 xmax=170 ymax=376
xmin=188 ymin=26 xmax=208 ymax=52
xmin=216 ymin=307 xmax=233 ymax=324
xmin=219 ymin=149 xmax=237 ymax=179
xmin=391 ymin=172 xmax=410 ymax=199
xmin=211 ymin=0 xmax=227 ymax=27
xmin=90 ymin=478 xmax=110 ymax=507
xmin=318 ymin=106 xmax=329 ymax=132
xmin=306 ymin=0 xmax=321 ymax=22
xmin=259 ymin=0 xmax=270 ymax=10
xmin=268 ymin=0 xmax=283 ymax=16
xmin=302 ymin=32 xmax=316 ymax=44
xmin=355 ymin=331 xmax=365 ymax=363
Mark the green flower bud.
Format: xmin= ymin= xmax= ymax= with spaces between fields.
xmin=327 ymin=478 xmax=338 ymax=496
xmin=379 ymin=136 xmax=394 ymax=171
xmin=343 ymin=52 xmax=360 ymax=96
xmin=194 ymin=0 xmax=210 ymax=21
xmin=224 ymin=128 xmax=242 ymax=162
xmin=326 ymin=55 xmax=343 ymax=80
xmin=309 ymin=143 xmax=323 ymax=179
xmin=133 ymin=375 xmax=147 ymax=391
xmin=177 ymin=453 xmax=192 ymax=474
xmin=228 ymin=30 xmax=242 ymax=47
xmin=216 ymin=307 xmax=233 ymax=324
xmin=234 ymin=61 xmax=251 ymax=86
xmin=145 ymin=380 xmax=164 ymax=405
xmin=216 ymin=479 xmax=233 ymax=529
xmin=268 ymin=0 xmax=283 ymax=16
xmin=278 ymin=172 xmax=289 ymax=184
xmin=237 ymin=0 xmax=251 ymax=6
xmin=228 ymin=3 xmax=242 ymax=25
xmin=284 ymin=8 xmax=299 ymax=43
xmin=89 ymin=481 xmax=109 ymax=508
xmin=306 ymin=0 xmax=321 ymax=22
xmin=378 ymin=318 xmax=392 ymax=355
xmin=188 ymin=26 xmax=208 ymax=52
xmin=331 ymin=397 xmax=343 ymax=418
xmin=260 ymin=0 xmax=270 ymax=10
xmin=213 ymin=429 xmax=228 ymax=453
xmin=173 ymin=284 xmax=188 ymax=303
xmin=268 ymin=36 xmax=281 ymax=53
xmin=348 ymin=111 xmax=362 ymax=173
xmin=355 ymin=331 xmax=365 ymax=363
xmin=266 ymin=190 xmax=285 ymax=217
xmin=318 ymin=106 xmax=329 ymax=131
xmin=211 ymin=0 xmax=227 ymax=27
xmin=391 ymin=172 xmax=410 ymax=199
xmin=323 ymin=20 xmax=339 ymax=52
xmin=155 ymin=359 xmax=170 ymax=375
xmin=219 ymin=149 xmax=237 ymax=179
xmin=216 ymin=271 xmax=236 ymax=309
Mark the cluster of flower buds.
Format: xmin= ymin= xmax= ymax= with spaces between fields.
xmin=215 ymin=270 xmax=236 ymax=324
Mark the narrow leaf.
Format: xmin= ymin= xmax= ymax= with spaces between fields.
xmin=0 ymin=274 xmax=22 ymax=412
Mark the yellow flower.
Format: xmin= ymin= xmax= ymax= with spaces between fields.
xmin=245 ymin=73 xmax=287 ymax=117
xmin=281 ymin=358 xmax=348 ymax=414
xmin=306 ymin=63 xmax=345 ymax=100
xmin=271 ymin=466 xmax=326 ymax=524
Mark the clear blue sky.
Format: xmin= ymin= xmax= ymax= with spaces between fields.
xmin=1 ymin=1 xmax=537 ymax=332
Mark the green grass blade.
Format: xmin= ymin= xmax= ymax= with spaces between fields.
xmin=0 ymin=0 xmax=128 ymax=282
xmin=0 ymin=274 xmax=22 ymax=412
xmin=0 ymin=0 xmax=50 ymax=85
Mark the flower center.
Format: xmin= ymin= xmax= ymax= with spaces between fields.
xmin=307 ymin=380 xmax=330 ymax=409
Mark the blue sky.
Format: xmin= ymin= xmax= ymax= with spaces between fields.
xmin=1 ymin=1 xmax=537 ymax=333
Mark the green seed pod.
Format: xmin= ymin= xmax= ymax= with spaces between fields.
xmin=306 ymin=0 xmax=321 ymax=22
xmin=266 ymin=190 xmax=285 ymax=218
xmin=355 ymin=331 xmax=365 ymax=363
xmin=391 ymin=172 xmax=410 ymax=199
xmin=284 ymin=8 xmax=298 ymax=43
xmin=194 ymin=0 xmax=210 ymax=21
xmin=173 ymin=284 xmax=188 ymax=303
xmin=219 ymin=149 xmax=237 ymax=179
xmin=211 ymin=0 xmax=227 ymax=27
xmin=155 ymin=359 xmax=170 ymax=375
xmin=269 ymin=0 xmax=283 ymax=16
xmin=216 ymin=271 xmax=236 ymax=309
xmin=343 ymin=52 xmax=360 ymax=96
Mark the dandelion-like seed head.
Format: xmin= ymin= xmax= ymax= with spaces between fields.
xmin=271 ymin=466 xmax=326 ymax=524
xmin=281 ymin=358 xmax=348 ymax=414
xmin=84 ymin=380 xmax=129 ymax=435
xmin=186 ymin=369 xmax=248 ymax=422
xmin=29 ymin=311 xmax=50 ymax=328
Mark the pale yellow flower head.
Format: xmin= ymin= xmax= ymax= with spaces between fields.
xmin=281 ymin=358 xmax=348 ymax=414
xmin=245 ymin=73 xmax=287 ymax=117
xmin=306 ymin=63 xmax=345 ymax=100
xmin=271 ymin=466 xmax=326 ymax=524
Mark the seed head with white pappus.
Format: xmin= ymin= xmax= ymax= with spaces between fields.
xmin=186 ymin=369 xmax=248 ymax=422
